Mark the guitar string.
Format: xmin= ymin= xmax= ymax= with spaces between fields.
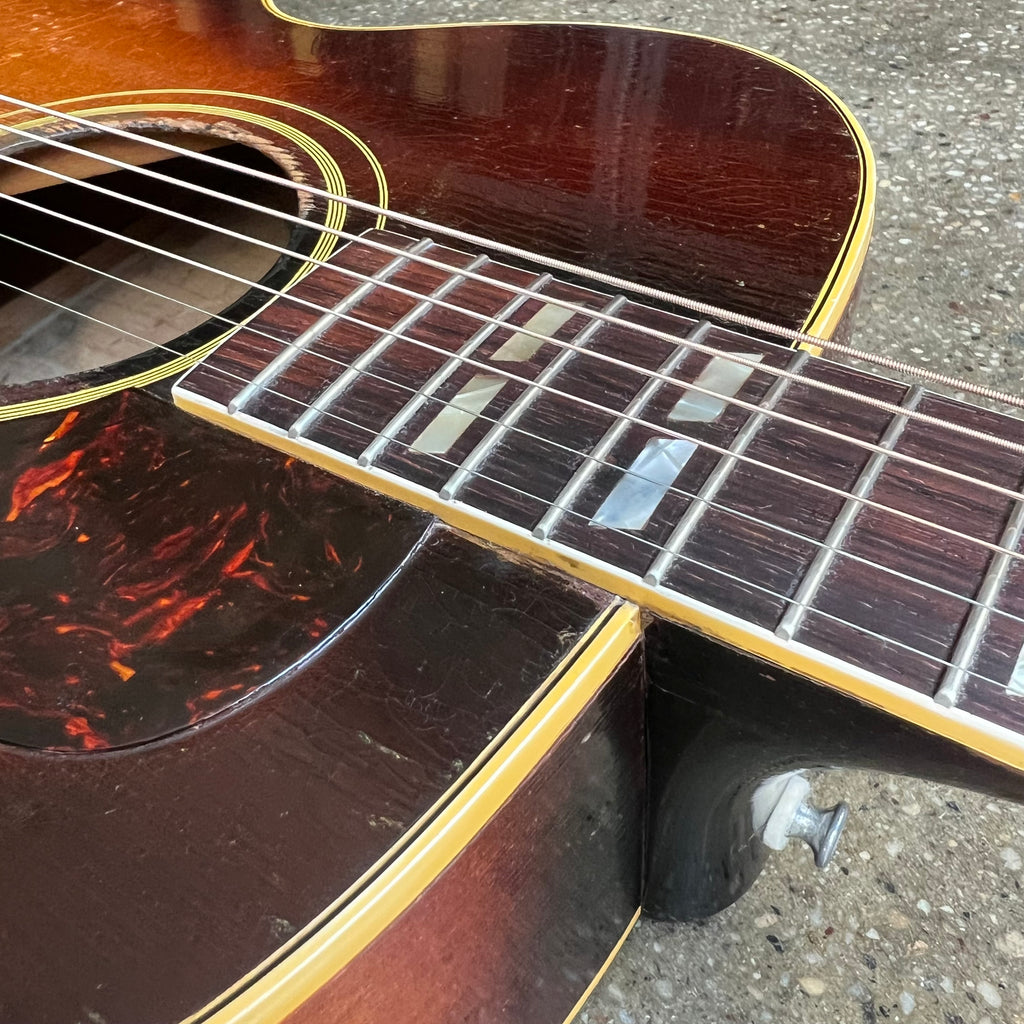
xmin=7 ymin=232 xmax=1021 ymax=627
xmin=3 ymin=178 xmax=1024 ymax=576
xmin=8 ymin=279 xmax=1023 ymax=706
xmin=3 ymin=92 xmax=1021 ymax=417
xmin=7 ymin=257 xmax=1024 ymax=692
xmin=18 ymin=249 xmax=999 ymax=704
xmin=6 ymin=121 xmax=1024 ymax=696
xmin=4 ymin=153 xmax=1024 ymax=556
xmin=5 ymin=182 xmax=1024 ymax=582
xmin=3 ymin=118 xmax=1024 ymax=480
xmin=0 ymin=122 xmax=1017 ymax=705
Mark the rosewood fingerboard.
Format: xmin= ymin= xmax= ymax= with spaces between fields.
xmin=174 ymin=230 xmax=1024 ymax=744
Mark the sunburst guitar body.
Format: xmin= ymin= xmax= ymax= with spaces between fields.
xmin=3 ymin=4 xmax=1023 ymax=1024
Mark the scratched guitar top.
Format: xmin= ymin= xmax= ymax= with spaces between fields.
xmin=3 ymin=2 xmax=1020 ymax=1024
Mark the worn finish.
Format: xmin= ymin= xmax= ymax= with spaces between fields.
xmin=8 ymin=4 xmax=1024 ymax=1019
xmin=0 ymin=394 xmax=616 ymax=1024
xmin=285 ymin=646 xmax=645 ymax=1024
xmin=0 ymin=6 xmax=869 ymax=1020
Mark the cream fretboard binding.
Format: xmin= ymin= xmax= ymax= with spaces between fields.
xmin=173 ymin=229 xmax=1024 ymax=770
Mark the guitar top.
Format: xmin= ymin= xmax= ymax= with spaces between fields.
xmin=3 ymin=2 xmax=1019 ymax=1023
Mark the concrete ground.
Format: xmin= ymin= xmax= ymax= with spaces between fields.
xmin=282 ymin=2 xmax=1024 ymax=1020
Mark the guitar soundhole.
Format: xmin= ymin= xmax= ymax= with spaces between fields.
xmin=0 ymin=128 xmax=297 ymax=385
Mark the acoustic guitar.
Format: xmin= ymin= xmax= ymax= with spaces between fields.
xmin=2 ymin=3 xmax=1022 ymax=1022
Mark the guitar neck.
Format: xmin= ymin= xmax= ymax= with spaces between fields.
xmin=174 ymin=229 xmax=1024 ymax=762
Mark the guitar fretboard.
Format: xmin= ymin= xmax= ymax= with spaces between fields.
xmin=173 ymin=230 xmax=1024 ymax=756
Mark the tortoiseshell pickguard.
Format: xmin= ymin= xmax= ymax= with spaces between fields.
xmin=0 ymin=388 xmax=430 ymax=751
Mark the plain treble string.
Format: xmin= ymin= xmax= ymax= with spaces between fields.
xmin=2 ymin=88 xmax=1022 ymax=418
xmin=3 ymin=110 xmax=1024 ymax=477
xmin=3 ymin=157 xmax=1024 ymax=576
xmin=3 ymin=133 xmax=1024 ymax=532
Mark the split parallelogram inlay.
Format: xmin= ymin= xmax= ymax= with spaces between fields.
xmin=175 ymin=230 xmax=1024 ymax=740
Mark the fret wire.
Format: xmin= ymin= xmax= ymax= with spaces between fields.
xmin=0 ymin=225 xmax=536 ymax=469
xmin=532 ymin=321 xmax=711 ymax=542
xmin=438 ymin=294 xmax=627 ymax=503
xmin=357 ymin=274 xmax=554 ymax=468
xmin=2 ymin=200 xmax=1021 ymax=575
xmin=774 ymin=385 xmax=924 ymax=642
xmin=644 ymin=349 xmax=809 ymax=587
xmin=0 ymin=257 xmax=821 ymax=582
xmin=6 ymin=136 xmax=1024 ymax=485
xmin=2 ymin=220 xmax=1022 ymax=584
xmin=197 ymin=346 xmax=1024 ymax=661
xmin=206 ymin=333 xmax=1024 ymax=669
xmin=228 ymin=238 xmax=434 ymax=416
xmin=277 ymin=222 xmax=1024 ymax=478
xmin=193 ymin=355 xmax=1024 ymax=701
xmin=222 ymin=279 xmax=1024 ymax=566
xmin=288 ymin=250 xmax=488 ymax=439
xmin=13 ymin=269 xmax=1024 ymax=683
xmin=935 ymin=495 xmax=1024 ymax=708
xmin=6 ymin=93 xmax=1024 ymax=420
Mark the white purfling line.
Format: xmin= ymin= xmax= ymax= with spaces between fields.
xmin=531 ymin=320 xmax=712 ymax=541
xmin=228 ymin=238 xmax=434 ymax=416
xmin=288 ymin=251 xmax=489 ymax=439
xmin=357 ymin=273 xmax=554 ymax=467
xmin=643 ymin=349 xmax=809 ymax=587
xmin=437 ymin=295 xmax=628 ymax=503
xmin=774 ymin=385 xmax=924 ymax=642
xmin=935 ymin=494 xmax=1024 ymax=708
